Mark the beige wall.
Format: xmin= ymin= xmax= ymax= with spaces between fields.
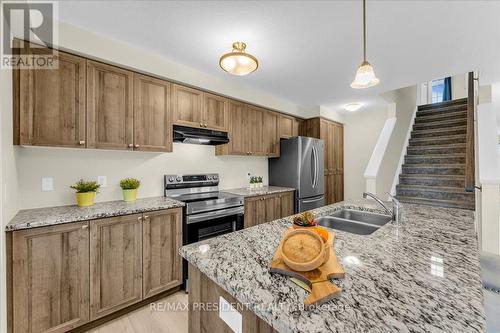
xmin=17 ymin=145 xmax=268 ymax=209
xmin=343 ymin=106 xmax=388 ymax=199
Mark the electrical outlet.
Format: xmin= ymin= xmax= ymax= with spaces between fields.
xmin=41 ymin=177 xmax=54 ymax=191
xmin=97 ymin=176 xmax=107 ymax=188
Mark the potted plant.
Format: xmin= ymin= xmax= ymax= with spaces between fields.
xmin=249 ymin=176 xmax=257 ymax=189
xmin=70 ymin=179 xmax=100 ymax=207
xmin=258 ymin=176 xmax=263 ymax=188
xmin=120 ymin=177 xmax=141 ymax=202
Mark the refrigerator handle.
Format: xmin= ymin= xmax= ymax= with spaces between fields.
xmin=314 ymin=145 xmax=319 ymax=188
xmin=311 ymin=146 xmax=317 ymax=188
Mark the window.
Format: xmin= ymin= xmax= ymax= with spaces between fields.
xmin=431 ymin=78 xmax=445 ymax=103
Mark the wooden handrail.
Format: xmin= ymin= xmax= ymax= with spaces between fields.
xmin=465 ymin=72 xmax=475 ymax=192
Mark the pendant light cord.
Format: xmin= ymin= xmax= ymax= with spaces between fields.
xmin=363 ymin=0 xmax=366 ymax=62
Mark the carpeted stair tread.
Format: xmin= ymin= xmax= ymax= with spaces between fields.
xmin=413 ymin=118 xmax=467 ymax=130
xmin=416 ymin=104 xmax=468 ymax=117
xmin=395 ymin=196 xmax=474 ymax=210
xmin=411 ymin=126 xmax=467 ymax=138
xmin=417 ymin=98 xmax=467 ymax=111
xmin=414 ymin=110 xmax=467 ymax=123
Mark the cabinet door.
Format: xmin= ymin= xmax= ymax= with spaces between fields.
xmin=263 ymin=111 xmax=279 ymax=157
xmin=134 ymin=74 xmax=172 ymax=152
xmin=326 ymin=174 xmax=336 ymax=205
xmin=90 ymin=214 xmax=143 ymax=319
xmin=279 ymin=191 xmax=295 ymax=218
xmin=279 ymin=114 xmax=294 ymax=139
xmin=264 ymin=194 xmax=280 ymax=222
xmin=248 ymin=106 xmax=264 ymax=155
xmin=18 ymin=50 xmax=86 ymax=147
xmin=172 ymin=84 xmax=203 ymax=128
xmin=12 ymin=222 xmax=90 ymax=333
xmin=203 ymin=93 xmax=229 ymax=131
xmin=87 ymin=60 xmax=134 ymax=150
xmin=333 ymin=124 xmax=344 ymax=202
xmin=292 ymin=118 xmax=302 ymax=137
xmin=143 ymin=208 xmax=183 ymax=298
xmin=244 ymin=196 xmax=265 ymax=228
xmin=228 ymin=101 xmax=250 ymax=155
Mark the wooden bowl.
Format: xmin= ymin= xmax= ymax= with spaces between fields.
xmin=279 ymin=229 xmax=327 ymax=272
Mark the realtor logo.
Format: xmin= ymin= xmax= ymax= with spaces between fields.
xmin=1 ymin=1 xmax=58 ymax=69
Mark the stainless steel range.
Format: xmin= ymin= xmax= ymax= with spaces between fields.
xmin=164 ymin=173 xmax=244 ymax=289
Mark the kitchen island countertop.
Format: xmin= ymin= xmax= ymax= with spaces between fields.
xmin=179 ymin=199 xmax=485 ymax=333
xmin=223 ymin=186 xmax=295 ymax=198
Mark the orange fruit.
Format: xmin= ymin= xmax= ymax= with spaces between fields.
xmin=313 ymin=226 xmax=329 ymax=243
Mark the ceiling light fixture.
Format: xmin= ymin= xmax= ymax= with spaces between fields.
xmin=344 ymin=103 xmax=363 ymax=112
xmin=351 ymin=0 xmax=379 ymax=89
xmin=219 ymin=42 xmax=258 ymax=76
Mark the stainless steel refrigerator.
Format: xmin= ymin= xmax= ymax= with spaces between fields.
xmin=269 ymin=136 xmax=325 ymax=213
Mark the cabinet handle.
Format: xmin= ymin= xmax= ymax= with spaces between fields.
xmin=134 ymin=144 xmax=140 ymax=148
xmin=144 ymin=215 xmax=149 ymax=220
xmin=79 ymin=140 xmax=85 ymax=145
xmin=128 ymin=143 xmax=133 ymax=148
xmin=81 ymin=225 xmax=88 ymax=229
xmin=204 ymin=124 xmax=208 ymax=127
xmin=138 ymin=216 xmax=143 ymax=221
xmin=200 ymin=122 xmax=203 ymax=127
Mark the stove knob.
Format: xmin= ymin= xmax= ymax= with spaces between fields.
xmin=213 ymin=175 xmax=218 ymax=180
xmin=176 ymin=176 xmax=182 ymax=182
xmin=168 ymin=177 xmax=174 ymax=182
xmin=207 ymin=176 xmax=212 ymax=180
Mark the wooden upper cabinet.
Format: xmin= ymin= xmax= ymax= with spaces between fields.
xmin=248 ymin=106 xmax=264 ymax=155
xmin=12 ymin=221 xmax=90 ymax=333
xmin=263 ymin=111 xmax=279 ymax=157
xmin=87 ymin=60 xmax=134 ymax=150
xmin=134 ymin=74 xmax=172 ymax=152
xmin=279 ymin=114 xmax=301 ymax=139
xmin=90 ymin=214 xmax=143 ymax=320
xmin=143 ymin=208 xmax=182 ymax=298
xmin=227 ymin=101 xmax=250 ymax=155
xmin=172 ymin=84 xmax=203 ymax=128
xmin=203 ymin=93 xmax=229 ymax=131
xmin=16 ymin=50 xmax=86 ymax=147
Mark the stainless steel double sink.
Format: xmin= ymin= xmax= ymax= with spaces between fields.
xmin=316 ymin=209 xmax=392 ymax=235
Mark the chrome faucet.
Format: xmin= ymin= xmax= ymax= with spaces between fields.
xmin=362 ymin=192 xmax=402 ymax=223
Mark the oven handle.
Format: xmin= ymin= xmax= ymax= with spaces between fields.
xmin=186 ymin=206 xmax=244 ymax=224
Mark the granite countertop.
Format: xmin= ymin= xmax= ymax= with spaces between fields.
xmin=223 ymin=186 xmax=295 ymax=198
xmin=6 ymin=196 xmax=185 ymax=231
xmin=179 ymin=199 xmax=485 ymax=333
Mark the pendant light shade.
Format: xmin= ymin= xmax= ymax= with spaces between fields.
xmin=351 ymin=61 xmax=379 ymax=89
xmin=219 ymin=42 xmax=258 ymax=76
xmin=351 ymin=0 xmax=379 ymax=89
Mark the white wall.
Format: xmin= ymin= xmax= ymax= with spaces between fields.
xmin=452 ymin=73 xmax=468 ymax=100
xmin=376 ymin=86 xmax=417 ymax=196
xmin=16 ymin=145 xmax=268 ymax=209
xmin=343 ymin=106 xmax=388 ymax=199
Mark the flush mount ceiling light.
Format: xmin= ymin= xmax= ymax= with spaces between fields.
xmin=344 ymin=103 xmax=363 ymax=112
xmin=351 ymin=0 xmax=380 ymax=89
xmin=219 ymin=42 xmax=258 ymax=76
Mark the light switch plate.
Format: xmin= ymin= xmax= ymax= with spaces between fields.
xmin=41 ymin=177 xmax=54 ymax=191
xmin=97 ymin=176 xmax=107 ymax=188
xmin=219 ymin=296 xmax=242 ymax=333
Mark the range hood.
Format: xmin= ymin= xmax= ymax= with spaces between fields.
xmin=173 ymin=125 xmax=229 ymax=145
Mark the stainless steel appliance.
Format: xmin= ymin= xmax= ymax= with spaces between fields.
xmin=173 ymin=125 xmax=229 ymax=145
xmin=164 ymin=173 xmax=244 ymax=289
xmin=269 ymin=136 xmax=325 ymax=212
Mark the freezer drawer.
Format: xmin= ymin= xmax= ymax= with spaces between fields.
xmin=296 ymin=195 xmax=325 ymax=213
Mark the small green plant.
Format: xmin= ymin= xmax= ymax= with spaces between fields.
xmin=257 ymin=176 xmax=263 ymax=183
xmin=120 ymin=178 xmax=141 ymax=190
xmin=249 ymin=176 xmax=256 ymax=184
xmin=70 ymin=179 xmax=100 ymax=193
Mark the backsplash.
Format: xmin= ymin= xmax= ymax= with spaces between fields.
xmin=16 ymin=143 xmax=268 ymax=209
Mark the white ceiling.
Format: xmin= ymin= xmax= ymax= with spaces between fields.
xmin=58 ymin=0 xmax=500 ymax=113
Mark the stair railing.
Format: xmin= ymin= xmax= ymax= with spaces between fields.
xmin=465 ymin=72 xmax=475 ymax=192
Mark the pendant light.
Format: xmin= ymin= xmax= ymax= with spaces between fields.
xmin=219 ymin=42 xmax=259 ymax=76
xmin=351 ymin=0 xmax=379 ymax=89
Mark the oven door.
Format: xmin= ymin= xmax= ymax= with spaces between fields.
xmin=183 ymin=206 xmax=244 ymax=290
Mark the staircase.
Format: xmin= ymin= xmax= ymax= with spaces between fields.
xmin=396 ymin=98 xmax=475 ymax=210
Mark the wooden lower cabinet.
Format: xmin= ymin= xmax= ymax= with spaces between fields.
xmin=11 ymin=221 xmax=90 ymax=333
xmin=90 ymin=214 xmax=143 ymax=319
xmin=9 ymin=208 xmax=182 ymax=333
xmin=189 ymin=264 xmax=276 ymax=333
xmin=143 ymin=208 xmax=183 ymax=298
xmin=244 ymin=191 xmax=295 ymax=228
